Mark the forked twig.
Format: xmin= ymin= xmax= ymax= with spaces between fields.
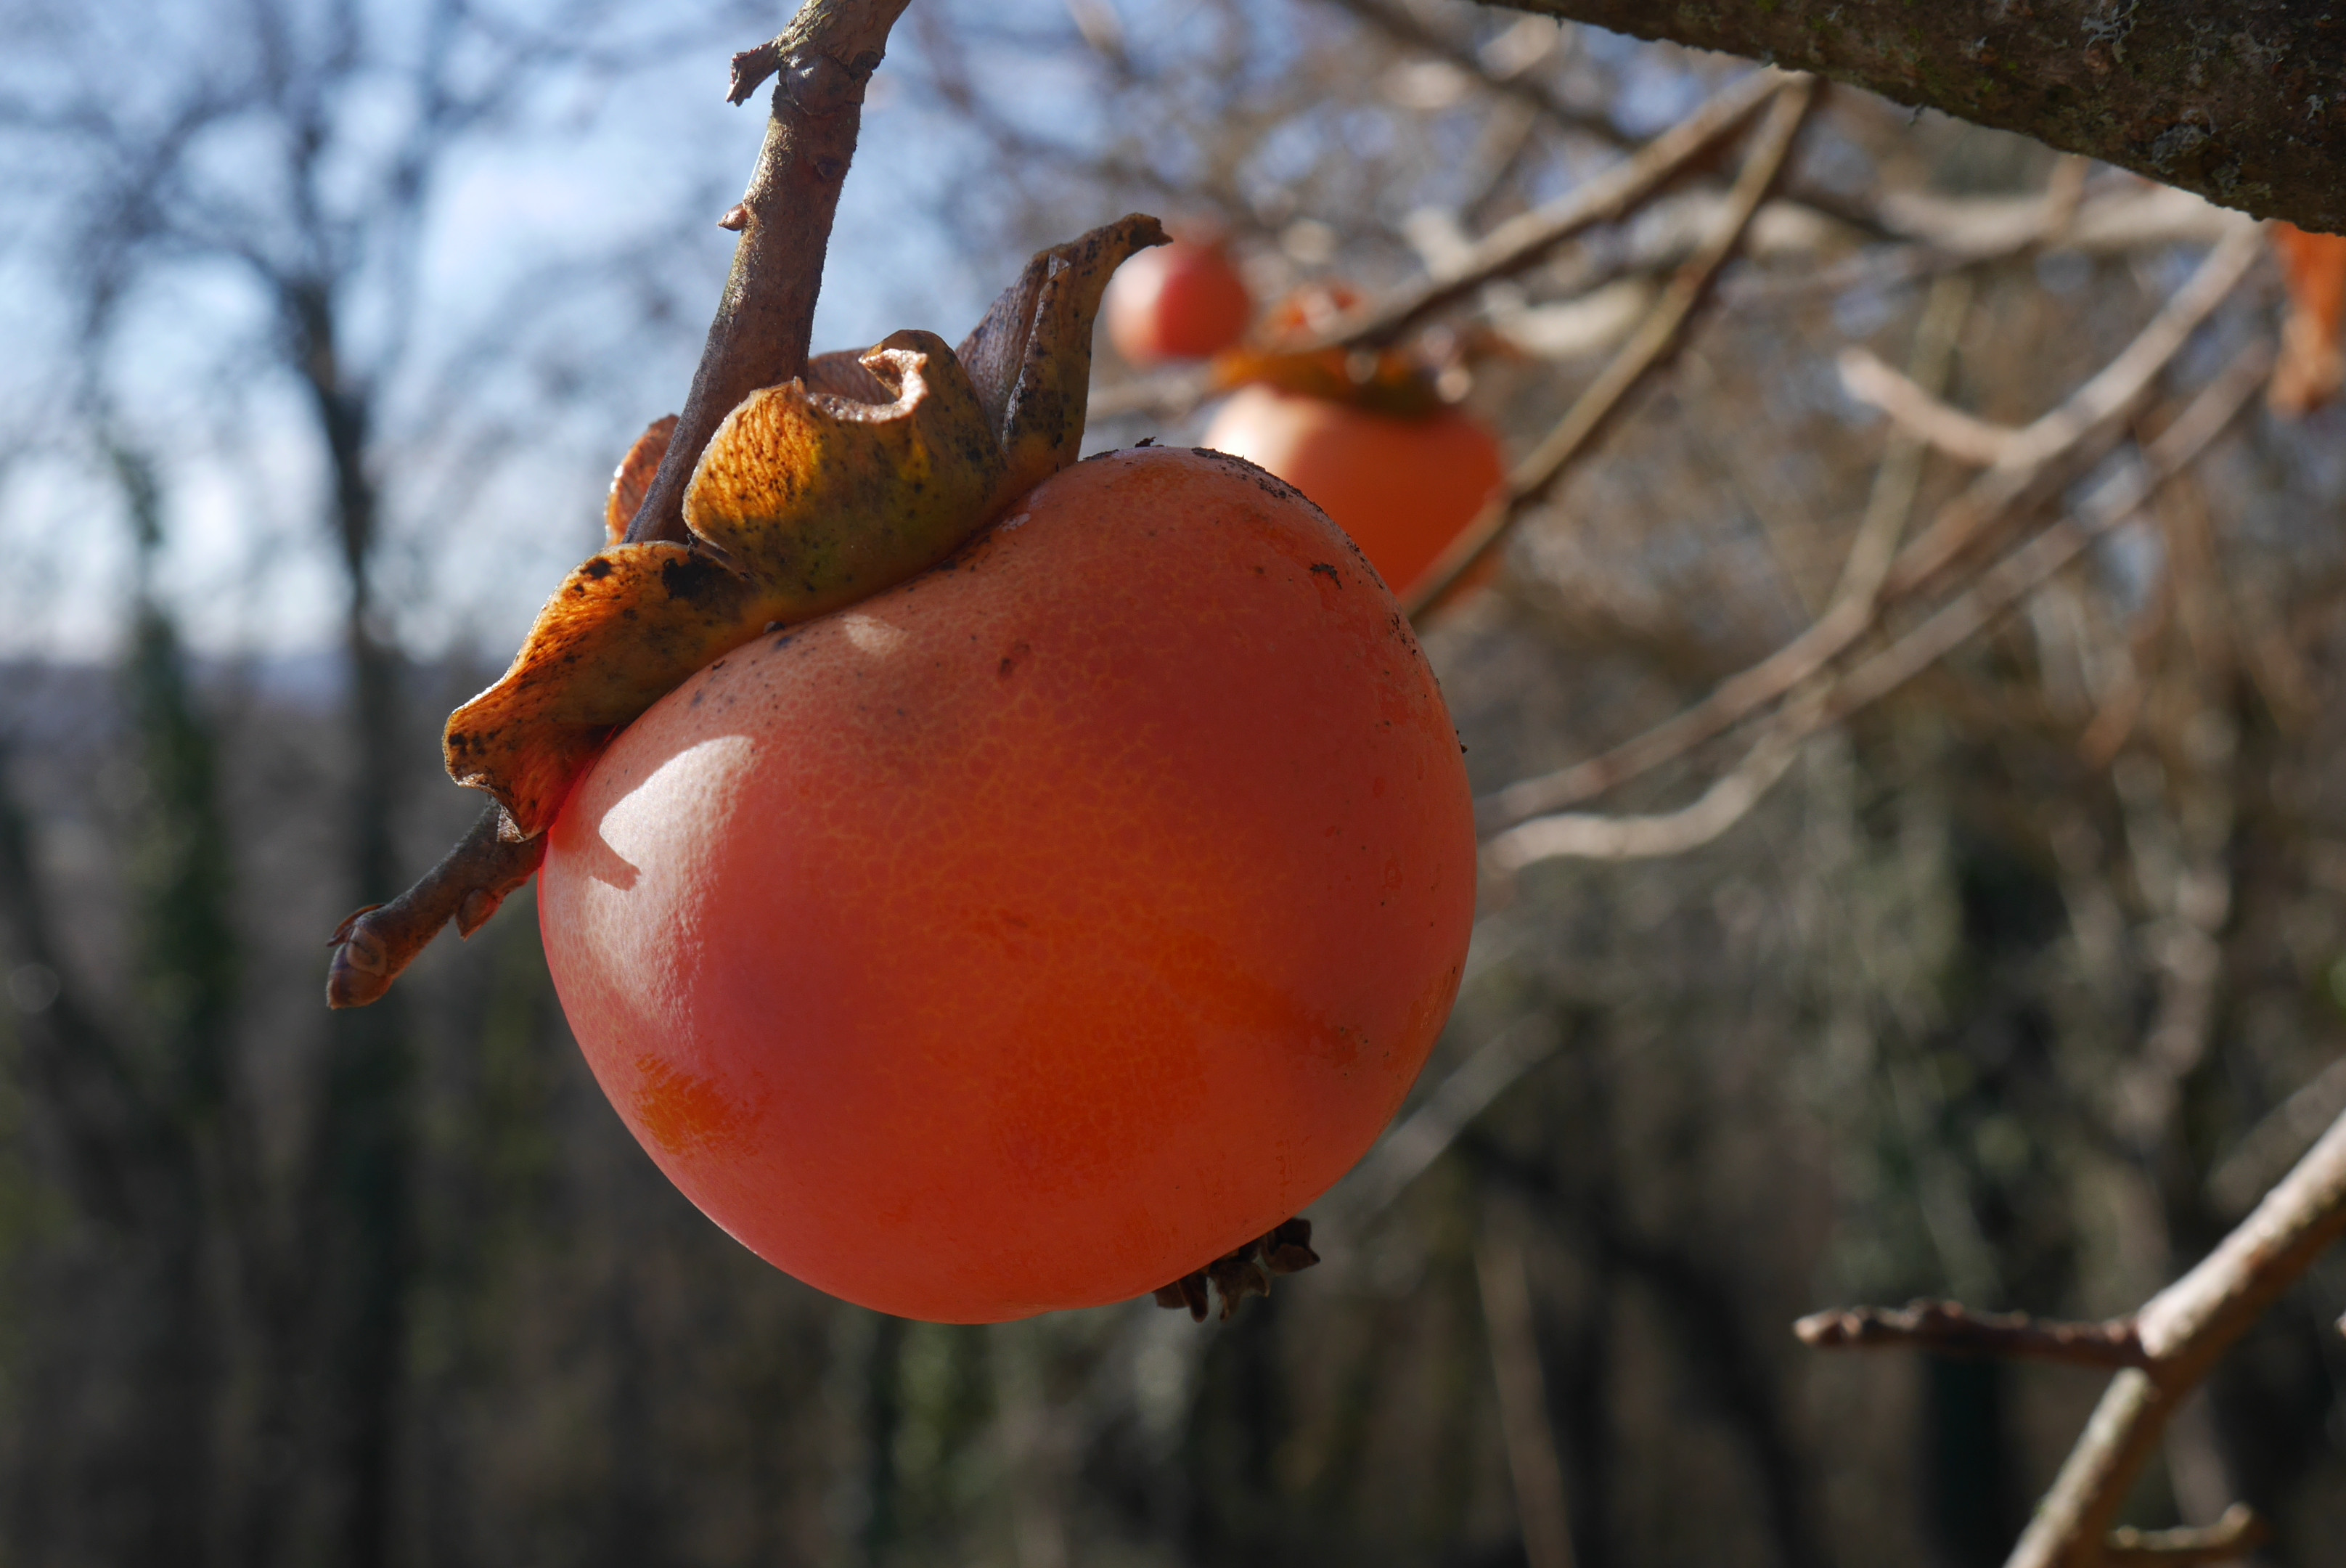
xmin=1803 ymin=1101 xmax=2346 ymax=1568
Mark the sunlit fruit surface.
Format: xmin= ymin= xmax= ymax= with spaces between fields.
xmin=539 ymin=446 xmax=1476 ymax=1323
xmin=1103 ymin=237 xmax=1254 ymax=364
xmin=1203 ymin=385 xmax=1506 ymax=605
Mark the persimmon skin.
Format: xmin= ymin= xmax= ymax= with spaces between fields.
xmin=539 ymin=447 xmax=1475 ymax=1323
xmin=1104 ymin=239 xmax=1254 ymax=364
xmin=1202 ymin=385 xmax=1506 ymax=605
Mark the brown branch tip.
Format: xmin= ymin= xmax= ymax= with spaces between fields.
xmin=2104 ymin=1503 xmax=2268 ymax=1566
xmin=1794 ymin=1299 xmax=2150 ymax=1368
xmin=1154 ymin=1218 xmax=1320 ymax=1321
xmin=728 ymin=39 xmax=786 ymax=105
xmin=326 ymin=804 xmax=546 ymax=1008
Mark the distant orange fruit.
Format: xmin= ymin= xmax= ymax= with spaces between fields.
xmin=1203 ymin=385 xmax=1508 ymax=605
xmin=2271 ymin=221 xmax=2346 ymax=415
xmin=1104 ymin=237 xmax=1254 ymax=364
xmin=537 ymin=446 xmax=1476 ymax=1323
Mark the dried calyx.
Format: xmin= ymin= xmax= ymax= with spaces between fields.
xmin=324 ymin=214 xmax=1166 ymax=1009
xmin=1153 ymin=1217 xmax=1322 ymax=1321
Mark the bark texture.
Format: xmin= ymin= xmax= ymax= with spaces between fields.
xmin=1476 ymin=0 xmax=2346 ymax=232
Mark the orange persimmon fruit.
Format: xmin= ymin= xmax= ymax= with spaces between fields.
xmin=2271 ymin=220 xmax=2346 ymax=416
xmin=536 ymin=446 xmax=1476 ymax=1323
xmin=1203 ymin=385 xmax=1507 ymax=606
xmin=1103 ymin=236 xmax=1254 ymax=364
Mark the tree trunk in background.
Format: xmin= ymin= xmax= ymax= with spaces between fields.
xmin=122 ymin=595 xmax=241 ymax=1568
xmin=1473 ymin=0 xmax=2346 ymax=232
xmin=298 ymin=279 xmax=417 ymax=1568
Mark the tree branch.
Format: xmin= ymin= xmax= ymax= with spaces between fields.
xmin=1469 ymin=0 xmax=2346 ymax=232
xmin=1316 ymin=0 xmax=1629 ymax=150
xmin=1796 ymin=1101 xmax=2346 ymax=1568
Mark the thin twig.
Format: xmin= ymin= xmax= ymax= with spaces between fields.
xmin=1793 ymin=1300 xmax=2149 ymax=1368
xmin=2210 ymin=1055 xmax=2346 ymax=1217
xmin=1792 ymin=1101 xmax=2346 ymax=1568
xmin=1485 ymin=278 xmax=1968 ymax=870
xmin=626 ymin=0 xmax=913 ymax=546
xmin=1481 ymin=710 xmax=1806 ymax=868
xmin=1881 ymin=219 xmax=2260 ymax=595
xmin=1402 ymin=77 xmax=1815 ymax=618
xmin=1476 ymin=220 xmax=2260 ymax=833
xmin=1823 ymin=340 xmax=2271 ymax=720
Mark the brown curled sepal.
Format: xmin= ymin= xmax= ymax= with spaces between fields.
xmin=1152 ymin=1217 xmax=1320 ymax=1323
xmin=955 ymin=213 xmax=1166 ymax=510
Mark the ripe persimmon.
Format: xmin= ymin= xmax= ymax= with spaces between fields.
xmin=1104 ymin=236 xmax=1254 ymax=364
xmin=2271 ymin=221 xmax=2346 ymax=415
xmin=536 ymin=447 xmax=1476 ymax=1323
xmin=1203 ymin=385 xmax=1507 ymax=606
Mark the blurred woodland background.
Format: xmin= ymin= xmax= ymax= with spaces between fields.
xmin=3 ymin=0 xmax=2345 ymax=1565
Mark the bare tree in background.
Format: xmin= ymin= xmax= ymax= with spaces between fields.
xmin=0 ymin=1 xmax=777 ymax=1562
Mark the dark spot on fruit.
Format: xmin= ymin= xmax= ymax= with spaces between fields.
xmin=1309 ymin=563 xmax=1341 ymax=587
xmin=584 ymin=558 xmax=614 ymax=580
